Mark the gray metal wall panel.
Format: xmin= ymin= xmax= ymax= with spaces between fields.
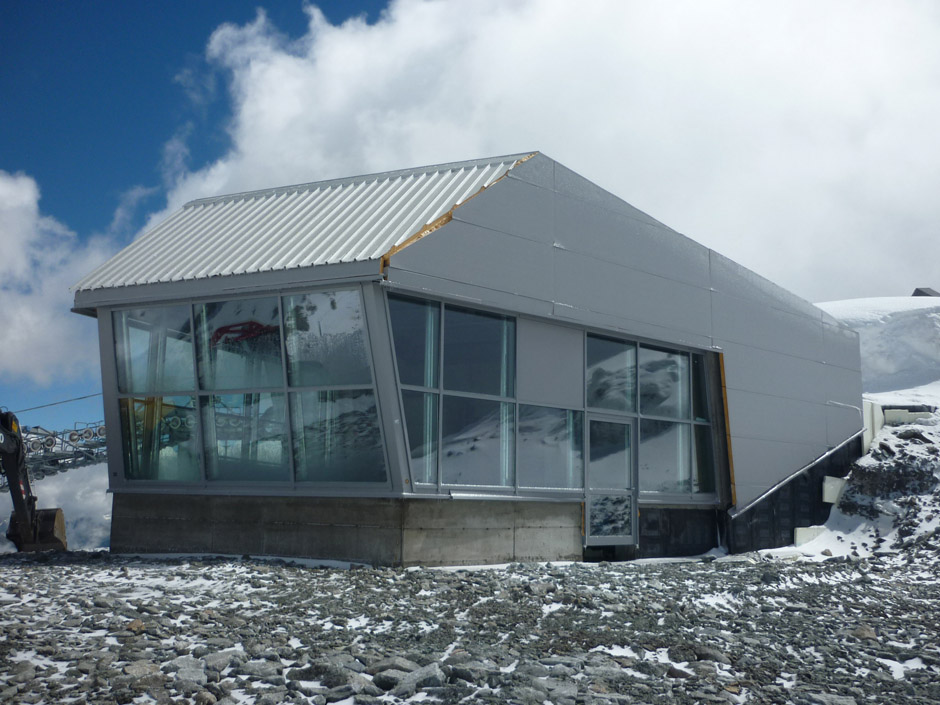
xmin=826 ymin=405 xmax=863 ymax=448
xmin=507 ymin=153 xmax=554 ymax=189
xmin=553 ymin=162 xmax=663 ymax=228
xmin=823 ymin=321 xmax=862 ymax=371
xmin=391 ymin=220 xmax=555 ymax=303
xmin=517 ymin=318 xmax=584 ymax=409
xmin=452 ymin=176 xmax=555 ymax=244
xmin=712 ymin=292 xmax=823 ymax=361
xmin=719 ymin=342 xmax=826 ymax=402
xmin=550 ymin=303 xmax=715 ymax=350
xmin=384 ymin=270 xmax=557 ymax=320
xmin=726 ymin=389 xmax=828 ymax=446
xmin=554 ymin=194 xmax=711 ymax=289
xmin=553 ymin=249 xmax=713 ymax=339
xmin=730 ymin=437 xmax=829 ymax=508
xmin=709 ymin=251 xmax=823 ymax=321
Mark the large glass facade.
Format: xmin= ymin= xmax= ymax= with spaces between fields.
xmin=517 ymin=406 xmax=583 ymax=489
xmin=111 ymin=288 xmax=719 ymax=507
xmin=388 ymin=299 xmax=717 ymax=501
xmin=112 ymin=288 xmax=387 ymax=485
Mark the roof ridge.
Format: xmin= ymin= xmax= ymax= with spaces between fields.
xmin=184 ymin=151 xmax=538 ymax=208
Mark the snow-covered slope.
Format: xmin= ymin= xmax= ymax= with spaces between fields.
xmin=819 ymin=296 xmax=940 ymax=395
xmin=791 ymin=295 xmax=940 ymax=560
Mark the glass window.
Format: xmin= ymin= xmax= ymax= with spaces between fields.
xmin=518 ymin=405 xmax=583 ymax=489
xmin=639 ymin=420 xmax=691 ymax=493
xmin=401 ymin=390 xmax=439 ymax=484
xmin=638 ymin=347 xmax=689 ymax=419
xmin=195 ymin=297 xmax=283 ymax=391
xmin=691 ymin=354 xmax=710 ymax=422
xmin=114 ymin=306 xmax=194 ymax=394
xmin=441 ymin=396 xmax=514 ymax=486
xmin=588 ymin=420 xmax=632 ymax=490
xmin=291 ymin=390 xmax=386 ymax=483
xmin=443 ymin=306 xmax=514 ymax=397
xmin=389 ymin=296 xmax=439 ymax=388
xmin=201 ymin=393 xmax=289 ymax=482
xmin=589 ymin=495 xmax=633 ymax=538
xmin=692 ymin=425 xmax=716 ymax=494
xmin=586 ymin=335 xmax=635 ymax=413
xmin=283 ymin=290 xmax=372 ymax=387
xmin=120 ymin=396 xmax=200 ymax=482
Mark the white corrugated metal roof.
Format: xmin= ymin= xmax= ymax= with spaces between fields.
xmin=74 ymin=152 xmax=536 ymax=292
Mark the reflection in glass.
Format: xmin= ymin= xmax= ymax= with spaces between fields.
xmin=691 ymin=354 xmax=710 ymax=422
xmin=389 ymin=296 xmax=439 ymax=388
xmin=120 ymin=396 xmax=200 ymax=481
xmin=402 ymin=390 xmax=439 ymax=484
xmin=693 ymin=425 xmax=716 ymax=493
xmin=589 ymin=495 xmax=633 ymax=537
xmin=588 ymin=420 xmax=631 ymax=490
xmin=639 ymin=419 xmax=691 ymax=493
xmin=195 ymin=297 xmax=283 ymax=391
xmin=443 ymin=306 xmax=514 ymax=397
xmin=638 ymin=347 xmax=689 ymax=419
xmin=114 ymin=306 xmax=194 ymax=394
xmin=586 ymin=335 xmax=636 ymax=412
xmin=518 ymin=406 xmax=583 ymax=489
xmin=283 ymin=290 xmax=372 ymax=387
xmin=291 ymin=390 xmax=386 ymax=482
xmin=201 ymin=393 xmax=289 ymax=482
xmin=441 ymin=396 xmax=514 ymax=486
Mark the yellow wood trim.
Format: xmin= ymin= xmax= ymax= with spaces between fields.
xmin=718 ymin=352 xmax=737 ymax=506
xmin=379 ymin=152 xmax=537 ymax=277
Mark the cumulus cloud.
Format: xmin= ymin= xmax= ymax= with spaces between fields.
xmin=148 ymin=0 xmax=940 ymax=302
xmin=0 ymin=171 xmax=112 ymax=386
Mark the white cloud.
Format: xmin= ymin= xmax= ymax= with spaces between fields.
xmin=0 ymin=464 xmax=111 ymax=552
xmin=147 ymin=0 xmax=940 ymax=302
xmin=0 ymin=171 xmax=112 ymax=386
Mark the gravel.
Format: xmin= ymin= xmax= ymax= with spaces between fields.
xmin=0 ymin=543 xmax=938 ymax=705
xmin=0 ymin=421 xmax=937 ymax=705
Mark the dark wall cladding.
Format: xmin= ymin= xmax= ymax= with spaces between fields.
xmin=726 ymin=436 xmax=862 ymax=553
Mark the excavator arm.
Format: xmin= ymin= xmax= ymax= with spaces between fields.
xmin=0 ymin=411 xmax=67 ymax=551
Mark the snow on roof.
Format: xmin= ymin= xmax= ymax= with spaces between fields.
xmin=73 ymin=152 xmax=536 ymax=292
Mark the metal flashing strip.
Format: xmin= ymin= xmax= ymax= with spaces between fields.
xmin=727 ymin=428 xmax=864 ymax=518
xmin=379 ymin=153 xmax=536 ymax=277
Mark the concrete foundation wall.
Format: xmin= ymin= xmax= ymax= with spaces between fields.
xmin=111 ymin=494 xmax=583 ymax=566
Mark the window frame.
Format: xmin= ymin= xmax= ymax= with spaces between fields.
xmin=109 ymin=284 xmax=391 ymax=490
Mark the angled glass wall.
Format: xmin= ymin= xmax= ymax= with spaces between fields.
xmin=388 ymin=295 xmax=516 ymax=489
xmin=111 ymin=287 xmax=387 ymax=486
xmin=389 ymin=294 xmax=718 ymax=503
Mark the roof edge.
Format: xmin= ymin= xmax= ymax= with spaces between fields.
xmin=377 ymin=153 xmax=536 ymax=274
xmin=185 ymin=151 xmax=539 ymax=208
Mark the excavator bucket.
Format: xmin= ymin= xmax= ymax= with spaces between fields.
xmin=6 ymin=508 xmax=68 ymax=552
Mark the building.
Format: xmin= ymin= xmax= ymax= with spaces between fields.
xmin=72 ymin=152 xmax=863 ymax=565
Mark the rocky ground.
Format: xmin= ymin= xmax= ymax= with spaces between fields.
xmin=1 ymin=420 xmax=938 ymax=705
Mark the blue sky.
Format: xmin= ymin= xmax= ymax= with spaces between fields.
xmin=2 ymin=0 xmax=940 ymax=433
xmin=0 ymin=1 xmax=384 ymax=429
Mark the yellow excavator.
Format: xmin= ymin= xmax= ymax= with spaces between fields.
xmin=0 ymin=411 xmax=67 ymax=551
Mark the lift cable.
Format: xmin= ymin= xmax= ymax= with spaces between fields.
xmin=12 ymin=392 xmax=103 ymax=414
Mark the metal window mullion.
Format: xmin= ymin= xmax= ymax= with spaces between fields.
xmin=187 ymin=303 xmax=208 ymax=485
xmin=277 ymin=295 xmax=297 ymax=487
xmin=356 ymin=283 xmax=393 ymax=491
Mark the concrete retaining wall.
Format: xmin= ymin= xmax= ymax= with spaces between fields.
xmin=110 ymin=494 xmax=583 ymax=566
